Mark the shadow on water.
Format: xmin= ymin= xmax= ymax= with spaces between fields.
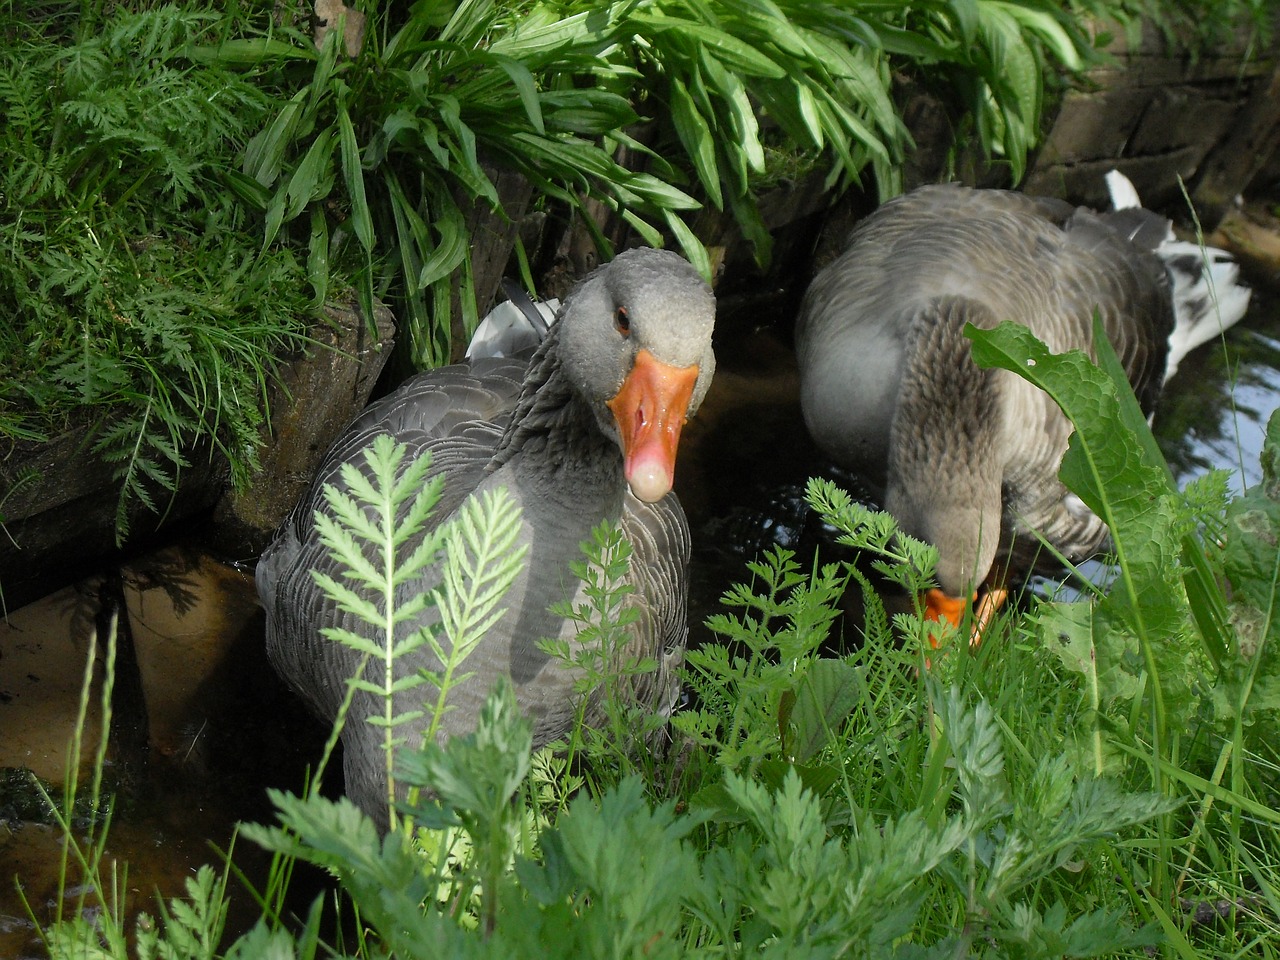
xmin=1 ymin=269 xmax=1278 ymax=956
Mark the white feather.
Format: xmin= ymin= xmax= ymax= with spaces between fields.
xmin=1104 ymin=168 xmax=1144 ymax=211
xmin=1105 ymin=169 xmax=1252 ymax=382
xmin=466 ymin=297 xmax=560 ymax=360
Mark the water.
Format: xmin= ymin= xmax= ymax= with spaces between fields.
xmin=2 ymin=268 xmax=1278 ymax=957
xmin=0 ymin=550 xmax=329 ymax=956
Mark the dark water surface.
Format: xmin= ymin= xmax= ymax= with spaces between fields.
xmin=2 ymin=272 xmax=1278 ymax=957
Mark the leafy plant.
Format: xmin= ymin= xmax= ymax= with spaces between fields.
xmin=199 ymin=0 xmax=1103 ymax=371
xmin=0 ymin=4 xmax=315 ymax=539
xmin=884 ymin=0 xmax=1088 ymax=184
xmin=304 ymin=433 xmax=526 ymax=828
xmin=206 ymin=1 xmax=706 ymax=368
xmin=25 ymin=430 xmax=1226 ymax=958
xmin=674 ymin=544 xmax=851 ymax=770
xmin=539 ymin=520 xmax=672 ymax=782
xmin=235 ymin=673 xmax=1173 ymax=958
xmin=968 ymin=317 xmax=1280 ymax=943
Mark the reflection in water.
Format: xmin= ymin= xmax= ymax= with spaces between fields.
xmin=1155 ymin=283 xmax=1280 ymax=491
xmin=0 ymin=273 xmax=1277 ymax=956
xmin=0 ymin=548 xmax=327 ymax=957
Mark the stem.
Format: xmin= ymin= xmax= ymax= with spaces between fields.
xmin=382 ymin=477 xmax=398 ymax=830
xmin=1088 ymin=634 xmax=1103 ymax=777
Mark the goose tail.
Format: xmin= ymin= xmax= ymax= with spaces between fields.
xmin=466 ymin=281 xmax=560 ymax=360
xmin=1105 ymin=169 xmax=1252 ymax=382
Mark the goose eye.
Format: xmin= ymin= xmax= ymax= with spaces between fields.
xmin=614 ymin=306 xmax=631 ymax=338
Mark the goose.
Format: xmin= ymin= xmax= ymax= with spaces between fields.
xmin=256 ymin=247 xmax=716 ymax=825
xmin=795 ymin=173 xmax=1249 ymax=638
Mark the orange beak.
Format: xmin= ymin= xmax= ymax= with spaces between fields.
xmin=923 ymin=584 xmax=1010 ymax=647
xmin=924 ymin=588 xmax=970 ymax=643
xmin=606 ymin=348 xmax=699 ymax=503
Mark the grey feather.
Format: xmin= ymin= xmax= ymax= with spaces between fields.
xmin=795 ymin=179 xmax=1245 ymax=600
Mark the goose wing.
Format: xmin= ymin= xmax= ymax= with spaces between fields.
xmin=257 ymin=357 xmax=525 ymax=727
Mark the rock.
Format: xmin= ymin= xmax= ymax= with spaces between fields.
xmin=1025 ymin=13 xmax=1280 ymax=223
xmin=209 ymin=298 xmax=396 ymax=559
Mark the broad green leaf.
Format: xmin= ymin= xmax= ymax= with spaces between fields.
xmin=699 ymin=47 xmax=764 ymax=177
xmin=283 ymin=127 xmax=335 ymax=221
xmin=490 ymin=53 xmax=544 ymax=134
xmin=949 ymin=0 xmax=981 ymax=46
xmin=542 ymin=89 xmax=638 ymax=135
xmin=634 ymin=15 xmax=787 ymax=78
xmin=243 ymin=90 xmax=305 ymax=186
xmin=1036 ymin=600 xmax=1144 ymax=706
xmin=967 ymin=320 xmax=1183 ymax=618
xmin=668 ymin=75 xmax=722 ymax=209
xmin=784 ymin=658 xmax=861 ymax=762
xmin=991 ymin=0 xmax=1084 ymax=69
xmin=306 ymin=205 xmax=330 ymax=306
xmin=663 ymin=211 xmax=712 ymax=283
xmin=185 ymin=37 xmax=313 ymax=65
xmin=417 ymin=199 xmax=469 ymax=291
xmin=435 ymin=94 xmax=500 ymax=206
xmin=967 ymin=319 xmax=1192 ymax=741
xmin=336 ymin=103 xmax=374 ymax=252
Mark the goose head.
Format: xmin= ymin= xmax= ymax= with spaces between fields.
xmin=888 ymin=481 xmax=1005 ymax=635
xmin=557 ymin=247 xmax=717 ymax=502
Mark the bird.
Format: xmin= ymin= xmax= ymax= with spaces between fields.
xmin=256 ymin=247 xmax=717 ymax=825
xmin=794 ymin=173 xmax=1250 ymax=639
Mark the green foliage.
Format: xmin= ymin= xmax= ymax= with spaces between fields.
xmin=36 ymin=419 xmax=1268 ymax=958
xmin=885 ymin=0 xmax=1088 ymax=183
xmin=969 ymin=320 xmax=1190 ymax=741
xmin=133 ymin=866 xmax=230 ymax=960
xmin=206 ymin=1 xmax=708 ymax=367
xmin=674 ymin=544 xmax=850 ymax=770
xmin=6 ymin=0 xmax=1269 ymax=547
xmin=540 ymin=521 xmax=669 ymax=776
xmin=969 ymin=319 xmax=1280 ymax=741
xmin=617 ymin=0 xmax=912 ymax=261
xmin=0 ymin=3 xmax=314 ymax=539
xmin=308 ymin=433 xmax=526 ymax=825
xmin=0 ymin=0 xmax=1135 ymax=546
xmin=195 ymin=0 xmax=1102 ymax=368
xmin=968 ymin=317 xmax=1280 ymax=945
xmin=235 ymin=671 xmax=1171 ymax=959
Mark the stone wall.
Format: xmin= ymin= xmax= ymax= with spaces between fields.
xmin=1024 ymin=17 xmax=1280 ymax=223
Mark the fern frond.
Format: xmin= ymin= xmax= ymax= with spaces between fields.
xmin=424 ymin=487 xmax=525 ymax=741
